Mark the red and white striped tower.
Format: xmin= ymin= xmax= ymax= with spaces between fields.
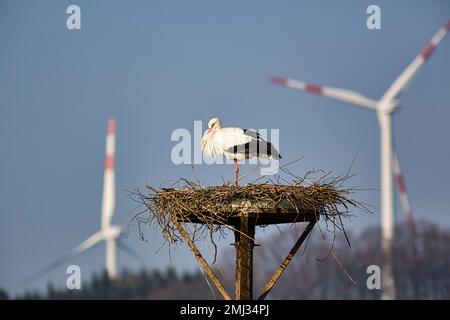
xmin=101 ymin=117 xmax=117 ymax=279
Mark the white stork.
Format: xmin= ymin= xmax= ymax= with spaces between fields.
xmin=201 ymin=117 xmax=281 ymax=187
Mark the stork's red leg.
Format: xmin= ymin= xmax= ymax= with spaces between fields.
xmin=234 ymin=159 xmax=239 ymax=188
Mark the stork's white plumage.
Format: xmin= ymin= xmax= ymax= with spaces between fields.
xmin=201 ymin=118 xmax=281 ymax=187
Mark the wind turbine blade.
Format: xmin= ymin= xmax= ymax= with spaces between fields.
xmin=381 ymin=20 xmax=450 ymax=103
xmin=392 ymin=152 xmax=414 ymax=223
xmin=24 ymin=230 xmax=106 ymax=284
xmin=271 ymin=76 xmax=378 ymax=110
xmin=101 ymin=117 xmax=116 ymax=230
xmin=117 ymin=239 xmax=146 ymax=266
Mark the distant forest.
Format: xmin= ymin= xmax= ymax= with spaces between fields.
xmin=4 ymin=220 xmax=450 ymax=300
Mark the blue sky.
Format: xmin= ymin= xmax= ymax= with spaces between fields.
xmin=0 ymin=0 xmax=449 ymax=296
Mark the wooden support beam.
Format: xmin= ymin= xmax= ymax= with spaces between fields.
xmin=258 ymin=220 xmax=316 ymax=300
xmin=234 ymin=216 xmax=256 ymax=300
xmin=172 ymin=218 xmax=232 ymax=300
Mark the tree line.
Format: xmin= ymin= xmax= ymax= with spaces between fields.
xmin=5 ymin=220 xmax=449 ymax=299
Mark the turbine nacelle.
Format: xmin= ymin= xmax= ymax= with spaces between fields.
xmin=377 ymin=100 xmax=400 ymax=114
xmin=102 ymin=225 xmax=123 ymax=240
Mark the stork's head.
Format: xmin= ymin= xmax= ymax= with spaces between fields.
xmin=207 ymin=118 xmax=222 ymax=132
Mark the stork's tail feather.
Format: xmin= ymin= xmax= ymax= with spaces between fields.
xmin=266 ymin=141 xmax=281 ymax=160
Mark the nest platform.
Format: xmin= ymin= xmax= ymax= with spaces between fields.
xmin=137 ymin=178 xmax=364 ymax=300
xmin=145 ymin=183 xmax=351 ymax=227
xmin=176 ymin=198 xmax=319 ymax=225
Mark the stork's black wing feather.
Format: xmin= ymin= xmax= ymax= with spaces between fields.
xmin=229 ymin=129 xmax=281 ymax=159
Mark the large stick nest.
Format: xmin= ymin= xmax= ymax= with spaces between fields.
xmin=133 ymin=168 xmax=371 ymax=252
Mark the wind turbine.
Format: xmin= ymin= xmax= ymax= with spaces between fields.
xmin=271 ymin=20 xmax=449 ymax=300
xmin=26 ymin=118 xmax=143 ymax=283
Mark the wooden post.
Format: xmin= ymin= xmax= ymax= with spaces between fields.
xmin=234 ymin=215 xmax=256 ymax=300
